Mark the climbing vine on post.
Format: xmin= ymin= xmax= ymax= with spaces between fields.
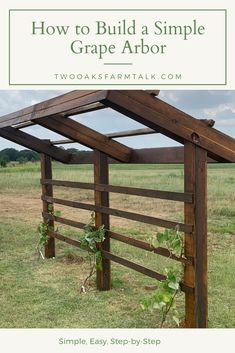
xmin=80 ymin=212 xmax=105 ymax=293
xmin=142 ymin=226 xmax=184 ymax=327
xmin=151 ymin=226 xmax=184 ymax=258
xmin=37 ymin=204 xmax=61 ymax=259
xmin=37 ymin=221 xmax=49 ymax=259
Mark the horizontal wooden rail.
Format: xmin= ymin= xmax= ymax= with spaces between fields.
xmin=14 ymin=121 xmax=35 ymax=129
xmin=51 ymin=128 xmax=157 ymax=145
xmin=43 ymin=212 xmax=193 ymax=265
xmin=49 ymin=230 xmax=82 ymax=248
xmin=42 ymin=179 xmax=92 ymax=189
xmin=50 ymin=120 xmax=214 ymax=145
xmin=102 ymin=249 xmax=165 ymax=281
xmin=108 ymin=231 xmax=193 ymax=265
xmin=41 ymin=179 xmax=193 ymax=203
xmin=106 ymin=128 xmax=156 ymax=138
xmin=102 ymin=250 xmax=193 ymax=293
xmin=43 ymin=212 xmax=85 ymax=229
xmin=42 ymin=195 xmax=193 ymax=232
xmin=48 ymin=229 xmax=193 ymax=293
xmin=46 ymin=147 xmax=217 ymax=164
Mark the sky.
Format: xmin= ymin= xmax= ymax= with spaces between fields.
xmin=0 ymin=90 xmax=235 ymax=150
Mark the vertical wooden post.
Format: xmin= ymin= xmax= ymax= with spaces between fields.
xmin=194 ymin=146 xmax=208 ymax=327
xmin=184 ymin=142 xmax=208 ymax=327
xmin=41 ymin=152 xmax=55 ymax=258
xmin=94 ymin=150 xmax=111 ymax=290
xmin=184 ymin=142 xmax=196 ymax=327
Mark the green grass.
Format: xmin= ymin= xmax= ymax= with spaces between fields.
xmin=0 ymin=162 xmax=234 ymax=328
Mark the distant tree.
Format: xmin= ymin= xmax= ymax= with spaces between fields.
xmin=0 ymin=148 xmax=18 ymax=162
xmin=66 ymin=148 xmax=80 ymax=155
xmin=0 ymin=148 xmax=40 ymax=163
xmin=17 ymin=157 xmax=28 ymax=164
xmin=0 ymin=159 xmax=7 ymax=167
xmin=17 ymin=150 xmax=40 ymax=162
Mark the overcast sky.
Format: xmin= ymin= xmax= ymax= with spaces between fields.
xmin=0 ymin=90 xmax=235 ymax=150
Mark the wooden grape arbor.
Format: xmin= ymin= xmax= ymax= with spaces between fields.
xmin=0 ymin=90 xmax=235 ymax=328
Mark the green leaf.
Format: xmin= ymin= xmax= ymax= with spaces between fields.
xmin=163 ymin=292 xmax=173 ymax=303
xmin=161 ymin=281 xmax=173 ymax=293
xmin=142 ymin=226 xmax=184 ymax=326
xmin=48 ymin=204 xmax=53 ymax=213
xmin=95 ymin=250 xmax=102 ymax=270
xmin=166 ymin=270 xmax=176 ymax=282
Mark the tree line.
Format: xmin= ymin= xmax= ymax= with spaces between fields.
xmin=0 ymin=148 xmax=81 ymax=167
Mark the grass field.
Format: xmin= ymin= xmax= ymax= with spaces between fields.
xmin=0 ymin=162 xmax=234 ymax=328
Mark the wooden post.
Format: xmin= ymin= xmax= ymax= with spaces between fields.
xmin=94 ymin=150 xmax=111 ymax=290
xmin=41 ymin=152 xmax=55 ymax=258
xmin=184 ymin=142 xmax=208 ymax=327
xmin=184 ymin=142 xmax=196 ymax=327
xmin=194 ymin=146 xmax=208 ymax=327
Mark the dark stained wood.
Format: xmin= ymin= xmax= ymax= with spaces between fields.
xmin=184 ymin=142 xmax=196 ymax=327
xmin=109 ymin=231 xmax=193 ymax=265
xmin=69 ymin=154 xmax=90 ymax=165
xmin=131 ymin=147 xmax=185 ymax=164
xmin=45 ymin=228 xmax=193 ymax=294
xmin=54 ymin=147 xmax=217 ymax=165
xmin=63 ymin=102 xmax=105 ymax=117
xmin=44 ymin=211 xmax=194 ymax=293
xmin=0 ymin=127 xmax=73 ymax=164
xmin=41 ymin=153 xmax=55 ymax=258
xmin=0 ymin=88 xmax=226 ymax=330
xmin=94 ymin=150 xmax=111 ymax=290
xmin=180 ymin=282 xmax=194 ymax=294
xmin=95 ymin=181 xmax=193 ymax=203
xmin=102 ymin=249 xmax=166 ymax=282
xmin=184 ymin=142 xmax=208 ymax=328
xmin=37 ymin=115 xmax=132 ymax=163
xmin=0 ymin=90 xmax=108 ymax=128
xmin=131 ymin=147 xmax=218 ymax=164
xmin=42 ymin=179 xmax=94 ymax=190
xmin=42 ymin=211 xmax=192 ymax=265
xmin=102 ymin=250 xmax=193 ymax=293
xmin=42 ymin=179 xmax=193 ymax=203
xmin=68 ymin=151 xmax=94 ymax=164
xmin=105 ymin=90 xmax=235 ymax=162
xmin=51 ymin=121 xmax=214 ymax=145
xmin=43 ymin=212 xmax=86 ymax=229
xmin=42 ymin=195 xmax=192 ymax=232
xmin=47 ymin=228 xmax=193 ymax=293
xmin=13 ymin=103 xmax=105 ymax=131
xmin=49 ymin=230 xmax=82 ymax=249
xmin=194 ymin=146 xmax=208 ymax=328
